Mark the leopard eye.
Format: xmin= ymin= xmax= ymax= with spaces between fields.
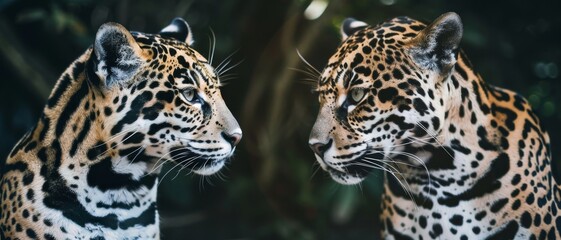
xmin=182 ymin=88 xmax=197 ymax=103
xmin=349 ymin=88 xmax=366 ymax=105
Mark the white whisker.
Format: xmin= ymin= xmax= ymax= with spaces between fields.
xmin=158 ymin=155 xmax=201 ymax=187
xmin=119 ymin=146 xmax=144 ymax=167
xmin=94 ymin=129 xmax=132 ymax=148
xmin=309 ymin=162 xmax=323 ymax=181
xmin=172 ymin=155 xmax=204 ymax=180
xmin=207 ymin=28 xmax=216 ymax=65
xmin=415 ymin=121 xmax=454 ymax=160
xmin=218 ymin=59 xmax=244 ymax=78
xmin=147 ymin=147 xmax=190 ymax=175
xmin=296 ymin=49 xmax=321 ymax=76
xmin=288 ymin=67 xmax=320 ymax=80
xmin=99 ymin=130 xmax=140 ymax=157
xmin=359 ymin=158 xmax=418 ymax=210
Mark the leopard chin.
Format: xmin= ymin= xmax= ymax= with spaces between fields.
xmin=328 ymin=170 xmax=366 ymax=185
xmin=314 ymin=154 xmax=373 ymax=185
xmin=169 ymin=146 xmax=231 ymax=175
xmin=192 ymin=159 xmax=226 ymax=175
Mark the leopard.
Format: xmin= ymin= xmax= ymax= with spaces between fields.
xmin=308 ymin=12 xmax=559 ymax=239
xmin=0 ymin=18 xmax=241 ymax=239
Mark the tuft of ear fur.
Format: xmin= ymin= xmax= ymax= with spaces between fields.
xmin=408 ymin=12 xmax=463 ymax=74
xmin=159 ymin=18 xmax=194 ymax=45
xmin=341 ymin=18 xmax=368 ymax=41
xmin=94 ymin=22 xmax=143 ymax=87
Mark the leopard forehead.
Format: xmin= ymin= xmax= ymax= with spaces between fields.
xmin=131 ymin=32 xmax=219 ymax=88
xmin=318 ymin=16 xmax=427 ymax=93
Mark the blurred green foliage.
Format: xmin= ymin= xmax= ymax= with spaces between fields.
xmin=0 ymin=0 xmax=559 ymax=239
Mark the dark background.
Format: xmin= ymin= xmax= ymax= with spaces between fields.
xmin=0 ymin=0 xmax=559 ymax=239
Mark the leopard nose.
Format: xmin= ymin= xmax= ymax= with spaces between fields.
xmin=221 ymin=131 xmax=242 ymax=147
xmin=309 ymin=139 xmax=333 ymax=158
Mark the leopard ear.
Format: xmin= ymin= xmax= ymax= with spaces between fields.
xmin=94 ymin=22 xmax=143 ymax=87
xmin=341 ymin=18 xmax=368 ymax=41
xmin=159 ymin=18 xmax=194 ymax=45
xmin=408 ymin=12 xmax=463 ymax=73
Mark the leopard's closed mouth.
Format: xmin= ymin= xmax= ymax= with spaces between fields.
xmin=169 ymin=146 xmax=227 ymax=171
xmin=326 ymin=151 xmax=385 ymax=178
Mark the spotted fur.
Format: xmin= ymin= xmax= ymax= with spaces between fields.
xmin=0 ymin=18 xmax=241 ymax=239
xmin=309 ymin=12 xmax=558 ymax=239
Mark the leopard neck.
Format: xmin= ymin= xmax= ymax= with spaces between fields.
xmin=385 ymin=53 xmax=514 ymax=203
xmin=13 ymin=49 xmax=160 ymax=229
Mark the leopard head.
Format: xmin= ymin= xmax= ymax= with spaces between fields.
xmin=309 ymin=13 xmax=463 ymax=184
xmin=91 ymin=18 xmax=241 ymax=176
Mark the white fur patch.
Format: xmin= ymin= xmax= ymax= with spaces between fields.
xmin=330 ymin=171 xmax=364 ymax=185
xmin=160 ymin=24 xmax=179 ymax=33
xmin=193 ymin=160 xmax=226 ymax=175
xmin=349 ymin=20 xmax=367 ymax=29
